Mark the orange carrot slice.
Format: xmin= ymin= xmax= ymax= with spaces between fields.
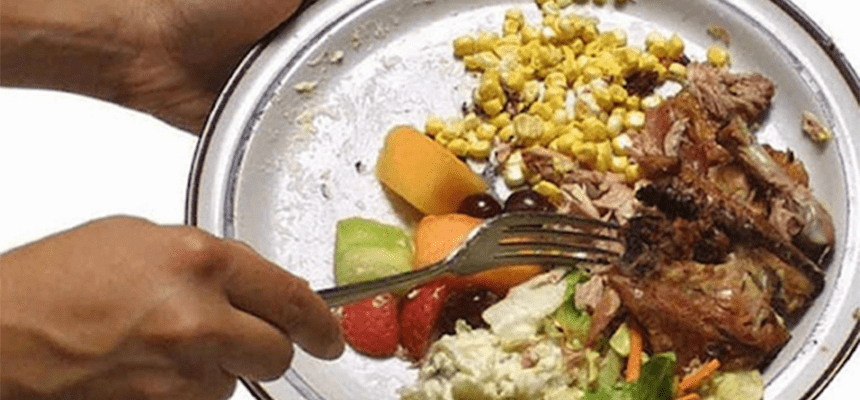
xmin=626 ymin=324 xmax=643 ymax=383
xmin=678 ymin=359 xmax=721 ymax=393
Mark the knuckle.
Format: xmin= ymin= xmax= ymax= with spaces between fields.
xmin=169 ymin=227 xmax=227 ymax=276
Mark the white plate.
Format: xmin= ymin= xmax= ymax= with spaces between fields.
xmin=187 ymin=0 xmax=860 ymax=398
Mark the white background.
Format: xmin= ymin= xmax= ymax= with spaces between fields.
xmin=1 ymin=1 xmax=857 ymax=399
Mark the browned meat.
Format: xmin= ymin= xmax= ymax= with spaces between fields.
xmin=625 ymin=70 xmax=660 ymax=97
xmin=717 ymin=118 xmax=835 ymax=264
xmin=634 ymin=172 xmax=825 ymax=295
xmin=686 ymin=63 xmax=776 ymax=124
xmin=609 ymin=255 xmax=791 ymax=371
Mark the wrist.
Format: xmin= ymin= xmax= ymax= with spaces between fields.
xmin=0 ymin=0 xmax=140 ymax=101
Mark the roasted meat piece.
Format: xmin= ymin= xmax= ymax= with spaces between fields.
xmin=609 ymin=253 xmax=792 ymax=371
xmin=686 ymin=62 xmax=776 ymax=124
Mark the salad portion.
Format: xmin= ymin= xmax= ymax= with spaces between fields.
xmin=329 ymin=1 xmax=836 ymax=399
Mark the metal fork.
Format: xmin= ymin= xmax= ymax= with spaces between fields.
xmin=317 ymin=212 xmax=621 ymax=306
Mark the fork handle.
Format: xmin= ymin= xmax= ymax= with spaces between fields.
xmin=317 ymin=261 xmax=448 ymax=307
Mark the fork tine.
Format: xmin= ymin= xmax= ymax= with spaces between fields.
xmin=493 ymin=249 xmax=616 ymax=266
xmin=498 ymin=237 xmax=621 ymax=257
xmin=495 ymin=211 xmax=620 ymax=230
xmin=485 ymin=212 xmax=622 ymax=267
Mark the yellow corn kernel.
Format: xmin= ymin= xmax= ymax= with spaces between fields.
xmin=654 ymin=63 xmax=668 ymax=80
xmin=547 ymin=94 xmax=567 ymax=111
xmin=513 ymin=113 xmax=544 ymax=141
xmin=533 ymin=180 xmax=563 ymax=203
xmin=476 ymin=123 xmax=497 ymax=140
xmin=625 ymin=163 xmax=641 ymax=183
xmin=571 ymin=141 xmax=598 ymax=163
xmin=583 ymin=65 xmax=603 ymax=81
xmin=648 ymin=39 xmax=669 ymax=59
xmin=490 ymin=112 xmax=512 ymax=129
xmin=493 ymin=42 xmax=520 ymax=58
xmin=465 ymin=51 xmax=501 ymax=71
xmin=505 ymin=69 xmax=527 ymax=92
xmin=518 ymin=41 xmax=539 ymax=63
xmin=521 ymin=25 xmax=540 ymax=44
xmin=506 ymin=8 xmax=525 ymax=24
xmin=595 ymin=140 xmax=613 ymax=171
xmin=611 ymin=133 xmax=633 ymax=156
xmin=707 ymin=45 xmax=731 ymax=67
xmin=608 ymin=84 xmax=628 ymax=104
xmin=435 ymin=134 xmax=451 ymax=146
xmin=611 ymin=106 xmax=627 ymax=118
xmin=463 ymin=113 xmax=481 ymax=131
xmin=545 ymin=71 xmax=568 ymax=88
xmin=555 ymin=16 xmax=577 ymax=40
xmin=667 ymin=34 xmax=685 ymax=60
xmin=468 ymin=140 xmax=493 ymax=159
xmin=476 ymin=31 xmax=500 ymax=52
xmin=482 ymin=98 xmax=505 ymax=116
xmin=503 ymin=20 xmax=521 ymax=36
xmin=447 ymin=138 xmax=469 ymax=157
xmin=552 ymin=108 xmax=569 ymax=125
xmin=554 ymin=132 xmax=579 ymax=154
xmin=638 ymin=53 xmax=660 ymax=71
xmin=478 ymin=80 xmax=505 ymax=103
xmin=561 ymin=58 xmax=583 ymax=83
xmin=625 ymin=95 xmax=641 ymax=110
xmin=582 ymin=117 xmax=610 ymax=141
xmin=425 ymin=115 xmax=447 ymax=136
xmin=592 ymin=86 xmax=613 ymax=111
xmin=606 ymin=114 xmax=624 ymax=137
xmin=668 ymin=62 xmax=687 ymax=80
xmin=453 ymin=35 xmax=477 ymax=58
xmin=645 ymin=31 xmax=667 ymax=48
xmin=522 ymin=80 xmax=542 ymax=104
xmin=581 ymin=23 xmax=598 ymax=43
xmin=610 ymin=155 xmax=629 ymax=174
xmin=641 ymin=94 xmax=663 ymax=109
xmin=529 ymin=102 xmax=554 ymax=120
xmin=541 ymin=1 xmax=561 ymax=16
xmin=625 ymin=110 xmax=646 ymax=129
xmin=498 ymin=125 xmax=516 ymax=142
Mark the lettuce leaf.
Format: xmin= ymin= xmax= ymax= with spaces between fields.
xmin=583 ymin=353 xmax=676 ymax=400
xmin=553 ymin=269 xmax=592 ymax=344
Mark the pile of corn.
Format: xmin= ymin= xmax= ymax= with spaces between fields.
xmin=422 ymin=0 xmax=732 ymax=192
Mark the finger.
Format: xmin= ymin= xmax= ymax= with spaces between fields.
xmin=217 ymin=308 xmax=295 ymax=381
xmin=220 ymin=240 xmax=344 ymax=360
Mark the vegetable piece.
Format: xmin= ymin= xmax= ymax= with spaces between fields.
xmin=678 ymin=359 xmax=721 ymax=394
xmin=412 ymin=213 xmax=544 ymax=295
xmin=609 ymin=323 xmax=632 ymax=357
xmin=376 ymin=126 xmax=487 ymax=215
xmin=675 ymin=394 xmax=701 ymax=400
xmin=552 ymin=270 xmax=592 ymax=345
xmin=583 ymin=352 xmax=676 ymax=400
xmin=700 ymin=370 xmax=763 ymax=400
xmin=335 ymin=218 xmax=413 ymax=285
xmin=626 ymin=324 xmax=644 ymax=383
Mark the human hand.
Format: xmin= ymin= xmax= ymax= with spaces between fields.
xmin=0 ymin=216 xmax=343 ymax=399
xmin=1 ymin=0 xmax=303 ymax=133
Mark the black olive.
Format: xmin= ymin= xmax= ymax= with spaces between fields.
xmin=458 ymin=193 xmax=503 ymax=218
xmin=504 ymin=189 xmax=555 ymax=212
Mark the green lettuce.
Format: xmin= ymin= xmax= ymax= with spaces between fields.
xmin=582 ymin=353 xmax=676 ymax=400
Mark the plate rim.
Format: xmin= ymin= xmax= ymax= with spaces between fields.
xmin=185 ymin=0 xmax=860 ymax=399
